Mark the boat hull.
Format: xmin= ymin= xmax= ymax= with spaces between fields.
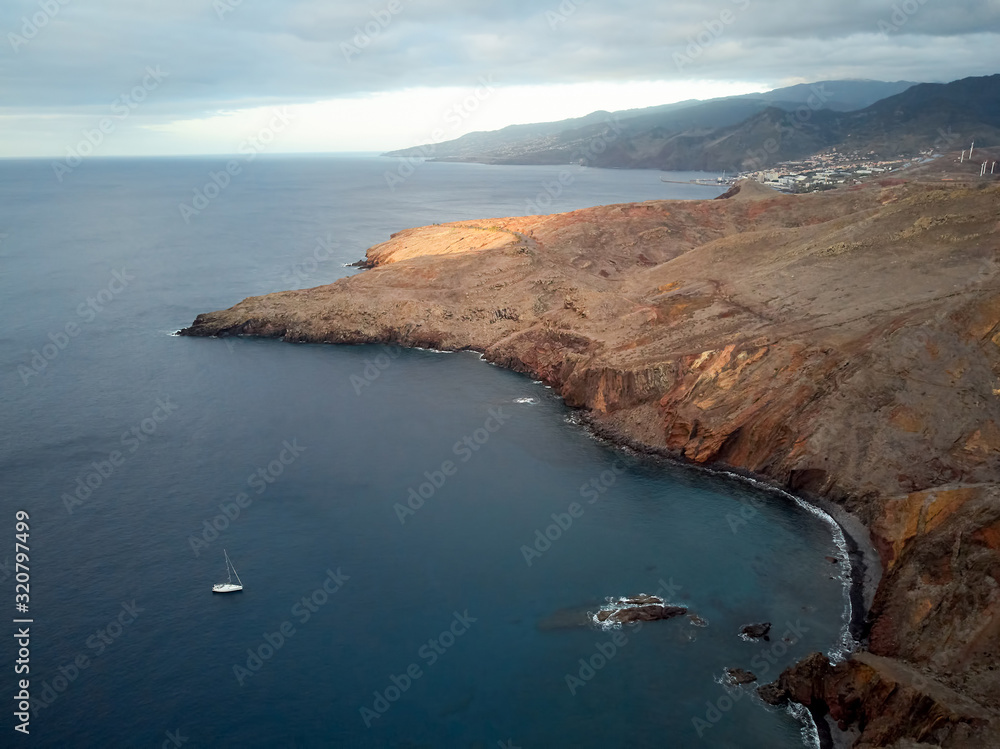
xmin=212 ymin=583 xmax=243 ymax=593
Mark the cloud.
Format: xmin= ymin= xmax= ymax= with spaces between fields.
xmin=1 ymin=0 xmax=998 ymax=155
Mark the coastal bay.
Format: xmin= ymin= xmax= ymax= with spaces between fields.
xmin=183 ymin=174 xmax=1000 ymax=747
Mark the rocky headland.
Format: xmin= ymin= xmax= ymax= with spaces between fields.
xmin=181 ymin=175 xmax=1000 ymax=747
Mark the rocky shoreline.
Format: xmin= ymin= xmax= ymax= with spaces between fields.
xmin=577 ymin=410 xmax=879 ymax=643
xmin=573 ymin=414 xmax=874 ymax=748
xmin=181 ymin=178 xmax=1000 ymax=747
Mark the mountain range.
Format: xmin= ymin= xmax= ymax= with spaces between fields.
xmin=385 ymin=75 xmax=1000 ymax=172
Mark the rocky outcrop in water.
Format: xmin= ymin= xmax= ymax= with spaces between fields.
xmin=181 ymin=175 xmax=1000 ymax=746
xmin=594 ymin=595 xmax=688 ymax=624
xmin=726 ymin=668 xmax=758 ymax=685
xmin=739 ymin=622 xmax=772 ymax=641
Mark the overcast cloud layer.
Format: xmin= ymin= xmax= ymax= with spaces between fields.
xmin=2 ymin=0 xmax=999 ymax=156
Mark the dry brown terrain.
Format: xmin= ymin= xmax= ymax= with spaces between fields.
xmin=182 ymin=169 xmax=1000 ymax=747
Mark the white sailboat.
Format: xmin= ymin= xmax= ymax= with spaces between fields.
xmin=212 ymin=549 xmax=244 ymax=593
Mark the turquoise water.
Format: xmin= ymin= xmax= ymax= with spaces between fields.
xmin=0 ymin=155 xmax=848 ymax=747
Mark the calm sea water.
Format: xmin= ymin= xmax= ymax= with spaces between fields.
xmin=0 ymin=155 xmax=849 ymax=748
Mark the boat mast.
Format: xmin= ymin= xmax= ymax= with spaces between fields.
xmin=225 ymin=549 xmax=243 ymax=587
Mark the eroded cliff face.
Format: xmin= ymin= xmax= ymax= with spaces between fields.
xmin=761 ymin=651 xmax=995 ymax=747
xmin=761 ymin=484 xmax=1000 ymax=747
xmin=869 ymin=485 xmax=1000 ymax=709
xmin=182 ymin=179 xmax=1000 ymax=746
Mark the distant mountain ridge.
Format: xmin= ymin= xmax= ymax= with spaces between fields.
xmin=385 ymin=76 xmax=1000 ymax=171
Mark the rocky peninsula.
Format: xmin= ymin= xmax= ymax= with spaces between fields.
xmin=181 ymin=177 xmax=1000 ymax=747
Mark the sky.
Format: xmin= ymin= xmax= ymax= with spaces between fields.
xmin=1 ymin=0 xmax=999 ymax=157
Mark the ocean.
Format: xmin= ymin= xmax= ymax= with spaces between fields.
xmin=0 ymin=155 xmax=850 ymax=747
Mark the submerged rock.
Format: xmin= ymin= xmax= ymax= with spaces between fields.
xmin=596 ymin=604 xmax=687 ymax=624
xmin=536 ymin=606 xmax=596 ymax=631
xmin=725 ymin=668 xmax=758 ymax=685
xmin=740 ymin=622 xmax=772 ymax=641
xmin=540 ymin=596 xmax=690 ymax=629
xmin=593 ymin=595 xmax=688 ymax=625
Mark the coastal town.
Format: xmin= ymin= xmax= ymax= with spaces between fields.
xmin=729 ymin=145 xmax=999 ymax=193
xmin=740 ymin=149 xmax=914 ymax=192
